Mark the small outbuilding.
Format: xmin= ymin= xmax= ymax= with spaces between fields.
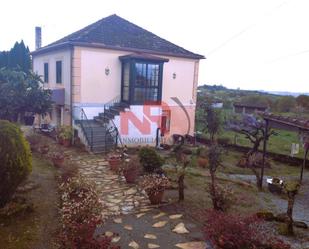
xmin=233 ymin=102 xmax=268 ymax=114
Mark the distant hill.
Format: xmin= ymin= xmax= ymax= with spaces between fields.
xmin=198 ymin=84 xmax=309 ymax=97
xmin=261 ymin=90 xmax=309 ymax=97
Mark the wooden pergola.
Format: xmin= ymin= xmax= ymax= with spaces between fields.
xmin=261 ymin=113 xmax=309 ymax=187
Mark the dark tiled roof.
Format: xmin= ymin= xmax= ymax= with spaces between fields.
xmin=233 ymin=102 xmax=268 ymax=109
xmin=33 ymin=14 xmax=204 ymax=59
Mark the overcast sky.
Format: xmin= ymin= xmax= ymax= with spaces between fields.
xmin=1 ymin=0 xmax=309 ymax=92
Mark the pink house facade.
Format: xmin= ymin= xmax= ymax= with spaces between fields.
xmin=32 ymin=15 xmax=204 ymax=152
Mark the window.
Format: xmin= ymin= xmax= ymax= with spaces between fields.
xmin=43 ymin=63 xmax=49 ymax=83
xmin=56 ymin=61 xmax=62 ymax=84
xmin=120 ymin=54 xmax=168 ymax=105
xmin=133 ymin=62 xmax=161 ymax=104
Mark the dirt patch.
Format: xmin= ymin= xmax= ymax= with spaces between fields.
xmin=0 ymin=154 xmax=60 ymax=249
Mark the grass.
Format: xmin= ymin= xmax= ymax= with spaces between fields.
xmin=217 ymin=128 xmax=306 ymax=159
xmin=0 ymin=155 xmax=59 ymax=249
xmin=218 ymin=149 xmax=302 ymax=177
xmin=196 ymin=107 xmax=307 ymax=159
xmin=162 ymin=146 xmax=306 ymax=221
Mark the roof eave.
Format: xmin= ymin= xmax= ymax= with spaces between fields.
xmin=32 ymin=41 xmax=205 ymax=60
xmin=31 ymin=42 xmax=72 ymax=56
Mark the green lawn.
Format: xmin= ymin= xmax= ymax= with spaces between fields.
xmin=218 ymin=129 xmax=305 ymax=159
xmin=196 ymin=107 xmax=306 ymax=159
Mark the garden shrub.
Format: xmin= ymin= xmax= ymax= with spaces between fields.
xmin=57 ymin=125 xmax=73 ymax=140
xmin=217 ymin=137 xmax=231 ymax=146
xmin=256 ymin=210 xmax=275 ymax=221
xmin=59 ymin=176 xmax=119 ymax=249
xmin=0 ymin=120 xmax=32 ymax=207
xmin=138 ymin=147 xmax=164 ymax=173
xmin=204 ymin=210 xmax=290 ymax=249
xmin=58 ymin=162 xmax=78 ymax=183
xmin=208 ymin=184 xmax=234 ymax=211
xmin=26 ymin=133 xmax=42 ymax=151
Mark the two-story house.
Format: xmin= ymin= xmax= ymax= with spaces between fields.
xmin=32 ymin=14 xmax=204 ymax=152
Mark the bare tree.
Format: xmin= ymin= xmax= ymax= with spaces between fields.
xmin=170 ymin=143 xmax=192 ymax=201
xmin=198 ymin=98 xmax=221 ymax=143
xmin=207 ymin=144 xmax=224 ymax=210
xmin=228 ymin=115 xmax=276 ymax=189
xmin=284 ymin=181 xmax=300 ymax=235
xmin=200 ymin=100 xmax=225 ymax=210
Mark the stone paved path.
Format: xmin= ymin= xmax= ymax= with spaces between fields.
xmin=68 ymin=154 xmax=151 ymax=217
xmin=98 ymin=209 xmax=206 ymax=249
xmin=65 ymin=152 xmax=205 ymax=248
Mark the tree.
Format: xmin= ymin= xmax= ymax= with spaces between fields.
xmin=200 ymin=100 xmax=225 ymax=210
xmin=0 ymin=120 xmax=32 ymax=207
xmin=296 ymin=95 xmax=309 ymax=111
xmin=0 ymin=68 xmax=52 ymax=122
xmin=170 ymin=144 xmax=192 ymax=201
xmin=283 ymin=181 xmax=300 ymax=235
xmin=0 ymin=41 xmax=31 ymax=72
xmin=239 ymin=95 xmax=271 ymax=108
xmin=207 ymin=144 xmax=224 ymax=210
xmin=228 ymin=115 xmax=276 ymax=189
xmin=198 ymin=99 xmax=222 ymax=142
xmin=274 ymin=96 xmax=296 ymax=112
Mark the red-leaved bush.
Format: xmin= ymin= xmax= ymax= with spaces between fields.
xmin=59 ymin=176 xmax=120 ymax=249
xmin=204 ymin=210 xmax=290 ymax=249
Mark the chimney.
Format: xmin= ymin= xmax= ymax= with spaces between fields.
xmin=35 ymin=26 xmax=42 ymax=50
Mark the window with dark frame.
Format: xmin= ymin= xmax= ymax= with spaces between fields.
xmin=43 ymin=63 xmax=49 ymax=83
xmin=134 ymin=62 xmax=160 ymax=103
xmin=120 ymin=55 xmax=167 ymax=105
xmin=56 ymin=61 xmax=62 ymax=84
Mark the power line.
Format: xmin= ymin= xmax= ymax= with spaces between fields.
xmin=206 ymin=1 xmax=288 ymax=56
xmin=266 ymin=49 xmax=309 ymax=64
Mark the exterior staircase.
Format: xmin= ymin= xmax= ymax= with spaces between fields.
xmin=74 ymin=102 xmax=128 ymax=153
xmin=94 ymin=102 xmax=129 ymax=124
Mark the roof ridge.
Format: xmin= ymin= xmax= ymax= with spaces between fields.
xmin=110 ymin=15 xmax=198 ymax=56
xmin=34 ymin=14 xmax=205 ymax=59
xmin=48 ymin=14 xmax=116 ymax=45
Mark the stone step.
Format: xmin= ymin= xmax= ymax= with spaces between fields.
xmin=106 ymin=108 xmax=120 ymax=116
xmin=94 ymin=116 xmax=110 ymax=124
xmin=114 ymin=102 xmax=130 ymax=109
xmin=98 ymin=112 xmax=115 ymax=119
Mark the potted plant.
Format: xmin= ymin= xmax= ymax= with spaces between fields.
xmin=197 ymin=157 xmax=208 ymax=168
xmin=122 ymin=156 xmax=141 ymax=183
xmin=39 ymin=143 xmax=49 ymax=154
xmin=57 ymin=126 xmax=73 ymax=147
xmin=26 ymin=133 xmax=41 ymax=152
xmin=139 ymin=174 xmax=170 ymax=204
xmin=107 ymin=153 xmax=122 ymax=172
xmin=51 ymin=151 xmax=65 ymax=168
xmin=267 ymin=177 xmax=283 ymax=194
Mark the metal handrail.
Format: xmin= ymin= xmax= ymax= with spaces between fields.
xmin=74 ymin=106 xmax=94 ymax=151
xmin=103 ymin=95 xmax=124 ymax=150
xmin=110 ymin=118 xmax=123 ymax=147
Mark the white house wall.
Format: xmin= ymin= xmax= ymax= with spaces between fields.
xmin=32 ymin=48 xmax=72 ymax=125
xmin=74 ymin=46 xmax=199 ymax=140
xmin=32 ymin=49 xmax=71 ymax=106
